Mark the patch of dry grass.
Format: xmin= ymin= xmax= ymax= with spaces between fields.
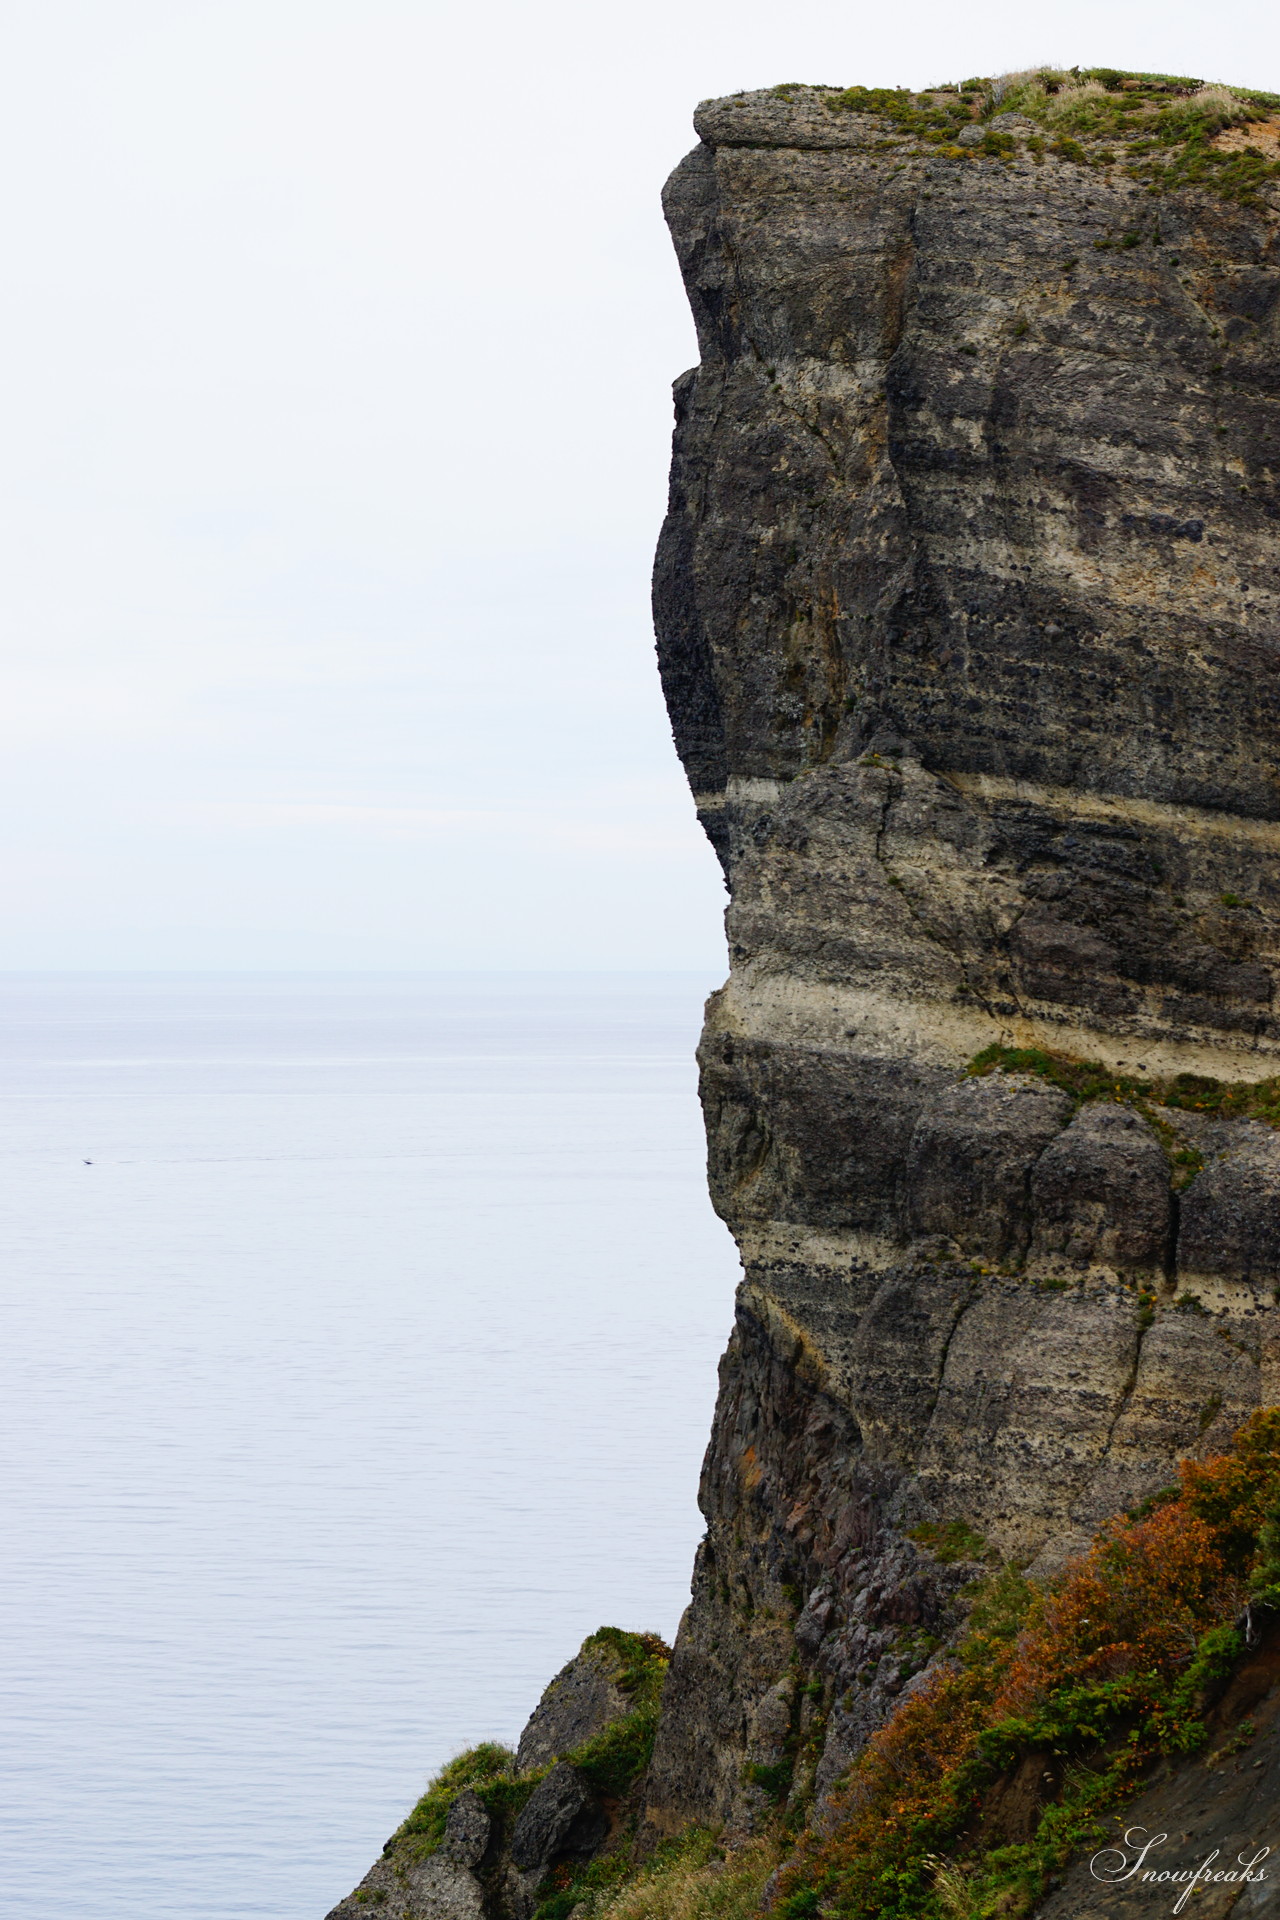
xmin=591 ymin=1833 xmax=779 ymax=1920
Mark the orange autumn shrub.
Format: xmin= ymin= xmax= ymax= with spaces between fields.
xmin=777 ymin=1409 xmax=1280 ymax=1920
xmin=993 ymin=1497 xmax=1245 ymax=1716
xmin=821 ymin=1666 xmax=990 ymax=1829
xmin=1181 ymin=1409 xmax=1280 ymax=1566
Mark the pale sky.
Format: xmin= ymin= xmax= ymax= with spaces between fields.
xmin=0 ymin=0 xmax=1274 ymax=969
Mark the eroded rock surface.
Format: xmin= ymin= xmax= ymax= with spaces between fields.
xmin=322 ymin=79 xmax=1280 ymax=1918
xmin=516 ymin=1643 xmax=632 ymax=1775
xmin=645 ymin=84 xmax=1280 ymax=1839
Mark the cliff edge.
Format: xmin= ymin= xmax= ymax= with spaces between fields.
xmin=648 ymin=66 xmax=1280 ymax=1839
xmin=325 ymin=67 xmax=1280 ymax=1920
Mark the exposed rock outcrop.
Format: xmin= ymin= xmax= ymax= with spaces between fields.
xmin=324 ymin=70 xmax=1280 ymax=1918
xmin=324 ymin=1633 xmax=666 ymax=1920
xmin=645 ymin=77 xmax=1280 ymax=1841
xmin=516 ymin=1646 xmax=634 ymax=1775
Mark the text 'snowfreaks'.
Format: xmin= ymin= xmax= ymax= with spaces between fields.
xmin=1090 ymin=1826 xmax=1270 ymax=1913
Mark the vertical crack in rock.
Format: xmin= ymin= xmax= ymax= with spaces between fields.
xmin=921 ymin=1274 xmax=980 ymax=1427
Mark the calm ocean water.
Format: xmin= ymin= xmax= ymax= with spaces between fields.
xmin=0 ymin=973 xmax=739 ymax=1919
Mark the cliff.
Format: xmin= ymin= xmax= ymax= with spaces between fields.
xmin=646 ymin=64 xmax=1280 ymax=1842
xmin=325 ymin=67 xmax=1280 ymax=1920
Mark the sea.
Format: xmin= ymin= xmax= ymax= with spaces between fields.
xmin=0 ymin=972 xmax=740 ymax=1919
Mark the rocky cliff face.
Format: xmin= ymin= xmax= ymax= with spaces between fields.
xmin=324 ymin=74 xmax=1280 ymax=1918
xmin=645 ymin=79 xmax=1280 ymax=1841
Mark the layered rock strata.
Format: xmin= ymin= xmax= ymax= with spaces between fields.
xmin=324 ymin=80 xmax=1280 ymax=1917
xmin=645 ymin=84 xmax=1280 ymax=1839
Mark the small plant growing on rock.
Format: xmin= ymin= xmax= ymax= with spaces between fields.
xmin=909 ymin=1520 xmax=990 ymax=1564
xmin=1199 ymin=1391 xmax=1225 ymax=1433
xmin=965 ymin=1041 xmax=1280 ymax=1135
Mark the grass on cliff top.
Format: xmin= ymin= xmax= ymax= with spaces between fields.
xmin=581 ymin=1626 xmax=670 ymax=1708
xmin=390 ymin=1629 xmax=670 ymax=1865
xmin=395 ymin=1741 xmax=518 ymax=1855
xmin=767 ymin=66 xmax=1280 ymax=206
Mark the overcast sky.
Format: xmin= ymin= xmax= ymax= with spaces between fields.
xmin=0 ymin=0 xmax=1274 ymax=970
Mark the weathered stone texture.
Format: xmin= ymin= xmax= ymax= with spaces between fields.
xmin=516 ymin=1644 xmax=632 ymax=1774
xmin=324 ymin=1847 xmax=488 ymax=1920
xmin=322 ymin=83 xmax=1280 ymax=1915
xmin=646 ymin=87 xmax=1280 ymax=1839
xmin=1028 ymin=1103 xmax=1172 ymax=1280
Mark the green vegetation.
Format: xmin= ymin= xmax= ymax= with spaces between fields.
xmin=534 ymin=1850 xmax=643 ymax=1920
xmin=778 ymin=66 xmax=1280 ymax=206
xmin=588 ymin=1830 xmax=779 ymax=1920
xmin=908 ymin=1520 xmax=990 ymax=1565
xmin=382 ymin=1420 xmax=1280 ymax=1920
xmin=825 ymin=85 xmax=974 ymax=139
xmin=396 ymin=1742 xmax=524 ymax=1855
xmin=536 ymin=1418 xmax=1280 ymax=1920
xmin=1207 ymin=1716 xmax=1257 ymax=1763
xmin=573 ymin=1702 xmax=663 ymax=1798
xmin=534 ymin=1821 xmax=778 ymax=1920
xmin=964 ymin=1042 xmax=1280 ymax=1184
xmin=391 ymin=1630 xmax=670 ymax=1867
xmin=744 ymin=1757 xmax=795 ymax=1800
xmin=579 ymin=1627 xmax=670 ymax=1709
xmin=1199 ymin=1390 xmax=1225 ymax=1433
xmin=766 ymin=1410 xmax=1280 ymax=1920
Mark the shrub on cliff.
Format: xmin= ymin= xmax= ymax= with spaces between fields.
xmin=773 ymin=1408 xmax=1280 ymax=1920
xmin=396 ymin=1742 xmax=520 ymax=1854
xmin=819 ymin=67 xmax=1280 ymax=204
